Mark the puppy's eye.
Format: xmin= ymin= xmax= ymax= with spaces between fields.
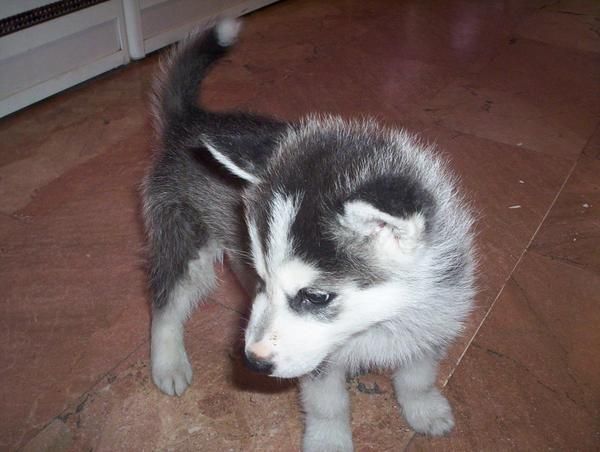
xmin=298 ymin=288 xmax=335 ymax=305
xmin=256 ymin=277 xmax=266 ymax=293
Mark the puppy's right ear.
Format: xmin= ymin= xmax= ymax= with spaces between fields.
xmin=338 ymin=200 xmax=426 ymax=255
xmin=202 ymin=139 xmax=261 ymax=184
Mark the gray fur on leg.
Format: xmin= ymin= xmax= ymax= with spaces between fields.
xmin=300 ymin=368 xmax=353 ymax=452
xmin=151 ymin=242 xmax=222 ymax=396
xmin=393 ymin=355 xmax=454 ymax=436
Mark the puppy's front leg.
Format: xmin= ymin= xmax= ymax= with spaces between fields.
xmin=393 ymin=355 xmax=454 ymax=436
xmin=300 ymin=367 xmax=353 ymax=452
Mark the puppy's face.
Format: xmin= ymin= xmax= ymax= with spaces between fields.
xmin=243 ymin=192 xmax=428 ymax=378
xmin=244 ymin=255 xmax=343 ymax=378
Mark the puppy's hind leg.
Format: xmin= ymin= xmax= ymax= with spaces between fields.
xmin=151 ymin=240 xmax=221 ymax=396
xmin=146 ymin=202 xmax=223 ymax=396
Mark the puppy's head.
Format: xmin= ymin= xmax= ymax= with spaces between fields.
xmin=239 ymin=118 xmax=435 ymax=378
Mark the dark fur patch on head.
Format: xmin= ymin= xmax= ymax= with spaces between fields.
xmin=348 ymin=174 xmax=435 ymax=224
xmin=247 ymin=120 xmax=435 ymax=286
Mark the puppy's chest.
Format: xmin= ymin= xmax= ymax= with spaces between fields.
xmin=334 ymin=323 xmax=424 ymax=372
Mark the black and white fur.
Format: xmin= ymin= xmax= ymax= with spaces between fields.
xmin=142 ymin=19 xmax=476 ymax=451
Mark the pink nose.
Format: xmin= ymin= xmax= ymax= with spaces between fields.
xmin=247 ymin=341 xmax=272 ymax=360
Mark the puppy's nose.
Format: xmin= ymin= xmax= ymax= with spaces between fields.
xmin=244 ymin=351 xmax=274 ymax=374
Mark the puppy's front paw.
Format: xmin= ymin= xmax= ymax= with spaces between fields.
xmin=303 ymin=420 xmax=353 ymax=452
xmin=151 ymin=342 xmax=193 ymax=396
xmin=401 ymin=390 xmax=455 ymax=436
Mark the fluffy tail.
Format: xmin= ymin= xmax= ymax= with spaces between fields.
xmin=151 ymin=18 xmax=241 ymax=137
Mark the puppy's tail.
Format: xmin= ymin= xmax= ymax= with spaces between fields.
xmin=151 ymin=18 xmax=241 ymax=139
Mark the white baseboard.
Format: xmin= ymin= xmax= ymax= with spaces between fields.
xmin=0 ymin=0 xmax=279 ymax=118
xmin=0 ymin=0 xmax=130 ymax=118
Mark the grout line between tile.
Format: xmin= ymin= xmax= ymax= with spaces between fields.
xmin=97 ymin=337 xmax=150 ymax=381
xmin=442 ymin=156 xmax=581 ymax=390
xmin=19 ymin=338 xmax=150 ymax=452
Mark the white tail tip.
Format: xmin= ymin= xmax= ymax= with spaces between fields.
xmin=216 ymin=18 xmax=242 ymax=47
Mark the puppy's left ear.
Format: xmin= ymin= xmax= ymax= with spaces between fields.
xmin=196 ymin=114 xmax=287 ymax=185
xmin=338 ymin=200 xmax=426 ymax=254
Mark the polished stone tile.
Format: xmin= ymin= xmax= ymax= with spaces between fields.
xmin=206 ymin=0 xmax=533 ymax=120
xmin=204 ymin=24 xmax=452 ymax=123
xmin=0 ymin=133 xmax=149 ymax=450
xmin=419 ymin=78 xmax=599 ymax=157
xmin=476 ymin=37 xmax=600 ymax=110
xmin=348 ymin=0 xmax=521 ymax=72
xmin=416 ymin=27 xmax=600 ymax=158
xmin=515 ymin=7 xmax=600 ymax=53
xmin=545 ymin=0 xmax=600 ymax=16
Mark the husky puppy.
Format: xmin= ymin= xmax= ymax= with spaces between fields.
xmin=142 ymin=18 xmax=475 ymax=451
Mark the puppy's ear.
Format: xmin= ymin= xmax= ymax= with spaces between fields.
xmin=338 ymin=200 xmax=426 ymax=254
xmin=336 ymin=174 xmax=433 ymax=255
xmin=196 ymin=113 xmax=286 ymax=185
xmin=202 ymin=140 xmax=261 ymax=184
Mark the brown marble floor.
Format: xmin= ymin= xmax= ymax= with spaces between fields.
xmin=1 ymin=0 xmax=599 ymax=450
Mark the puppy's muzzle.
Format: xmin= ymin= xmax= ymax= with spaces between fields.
xmin=244 ymin=351 xmax=274 ymax=375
